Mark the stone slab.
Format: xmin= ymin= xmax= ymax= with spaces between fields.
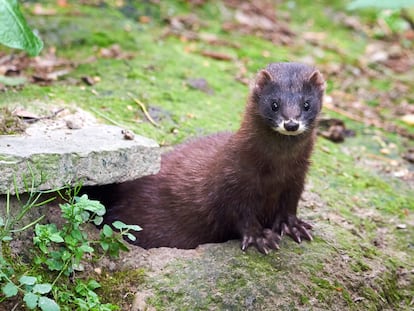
xmin=0 ymin=125 xmax=160 ymax=194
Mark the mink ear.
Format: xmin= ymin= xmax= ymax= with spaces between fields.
xmin=308 ymin=70 xmax=326 ymax=91
xmin=254 ymin=69 xmax=273 ymax=93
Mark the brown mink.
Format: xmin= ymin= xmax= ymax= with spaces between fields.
xmin=91 ymin=62 xmax=325 ymax=254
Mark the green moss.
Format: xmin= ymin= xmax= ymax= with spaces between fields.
xmin=355 ymin=261 xmax=413 ymax=309
xmin=340 ymin=288 xmax=354 ymax=308
xmin=97 ymin=268 xmax=145 ymax=307
xmin=311 ymin=276 xmax=335 ymax=290
xmin=299 ymin=293 xmax=310 ymax=305
xmin=351 ymin=259 xmax=371 ymax=273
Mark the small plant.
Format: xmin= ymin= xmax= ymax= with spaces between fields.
xmin=4 ymin=276 xmax=58 ymax=311
xmin=0 ymin=107 xmax=27 ymax=135
xmin=0 ymin=171 xmax=54 ymax=244
xmin=1 ymin=180 xmax=60 ymax=310
xmin=0 ymin=0 xmax=43 ymax=55
xmin=1 ymin=181 xmax=142 ymax=310
xmin=100 ymin=221 xmax=141 ymax=258
xmin=347 ymin=0 xmax=414 ymax=36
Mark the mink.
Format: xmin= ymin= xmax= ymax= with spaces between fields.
xmin=91 ymin=62 xmax=325 ymax=254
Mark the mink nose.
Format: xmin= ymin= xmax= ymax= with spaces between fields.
xmin=284 ymin=120 xmax=299 ymax=132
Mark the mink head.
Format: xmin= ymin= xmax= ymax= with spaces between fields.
xmin=252 ymin=62 xmax=325 ymax=136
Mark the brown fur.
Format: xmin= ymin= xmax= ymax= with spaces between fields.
xmin=90 ymin=62 xmax=325 ymax=253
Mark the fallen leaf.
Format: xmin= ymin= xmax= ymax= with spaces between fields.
xmin=235 ymin=9 xmax=274 ymax=31
xmin=222 ymin=0 xmax=295 ymax=45
xmin=200 ymin=50 xmax=233 ymax=61
xmin=98 ymin=44 xmax=134 ymax=59
xmin=12 ymin=108 xmax=40 ymax=120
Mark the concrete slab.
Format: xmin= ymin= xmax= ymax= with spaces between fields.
xmin=0 ymin=125 xmax=160 ymax=194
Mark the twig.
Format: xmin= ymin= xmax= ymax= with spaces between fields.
xmin=19 ymin=108 xmax=65 ymax=124
xmin=200 ymin=50 xmax=233 ymax=61
xmin=42 ymin=108 xmax=65 ymax=120
xmin=323 ymin=101 xmax=365 ymax=123
xmin=127 ymin=93 xmax=159 ymax=127
xmin=366 ymin=153 xmax=398 ymax=164
xmin=89 ymin=107 xmax=125 ymax=128
xmin=324 ymin=102 xmax=414 ymax=140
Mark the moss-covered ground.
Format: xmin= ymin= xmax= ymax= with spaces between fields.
xmin=1 ymin=0 xmax=413 ymax=310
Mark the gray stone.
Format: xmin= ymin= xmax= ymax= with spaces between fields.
xmin=0 ymin=125 xmax=160 ymax=194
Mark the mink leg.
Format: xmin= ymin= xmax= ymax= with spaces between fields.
xmin=272 ymin=190 xmax=313 ymax=243
xmin=272 ymin=213 xmax=312 ymax=243
xmin=239 ymin=219 xmax=281 ymax=254
xmin=280 ymin=215 xmax=313 ymax=243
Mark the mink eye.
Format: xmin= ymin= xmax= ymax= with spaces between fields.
xmin=303 ymin=100 xmax=311 ymax=111
xmin=271 ymin=101 xmax=279 ymax=112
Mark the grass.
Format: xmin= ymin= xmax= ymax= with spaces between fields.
xmin=1 ymin=0 xmax=413 ymax=309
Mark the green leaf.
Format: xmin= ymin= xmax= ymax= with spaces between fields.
xmin=2 ymin=282 xmax=18 ymax=297
xmin=113 ymin=221 xmax=142 ymax=232
xmin=102 ymin=224 xmax=113 ymax=237
xmin=38 ymin=296 xmax=60 ymax=311
xmin=87 ymin=279 xmax=101 ymax=290
xmin=79 ymin=244 xmax=94 ymax=253
xmin=19 ymin=275 xmax=37 ymax=285
xmin=80 ymin=210 xmax=91 ymax=222
xmin=49 ymin=233 xmax=64 ymax=243
xmin=2 ymin=235 xmax=13 ymax=241
xmin=127 ymin=224 xmax=142 ymax=232
xmin=0 ymin=0 xmax=43 ymax=56
xmin=119 ymin=242 xmax=129 ymax=252
xmin=74 ymin=195 xmax=106 ymax=216
xmin=0 ymin=216 xmax=4 ymax=226
xmin=46 ymin=258 xmax=63 ymax=271
xmin=112 ymin=220 xmax=126 ymax=230
xmin=108 ymin=244 xmax=120 ymax=257
xmin=33 ymin=283 xmax=52 ymax=294
xmin=126 ymin=233 xmax=136 ymax=241
xmin=100 ymin=241 xmax=109 ymax=251
xmin=24 ymin=292 xmax=39 ymax=309
xmin=72 ymin=262 xmax=84 ymax=271
xmin=93 ymin=215 xmax=103 ymax=226
xmin=61 ymin=250 xmax=71 ymax=261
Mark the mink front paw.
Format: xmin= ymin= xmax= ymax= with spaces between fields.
xmin=241 ymin=229 xmax=281 ymax=254
xmin=274 ymin=215 xmax=313 ymax=244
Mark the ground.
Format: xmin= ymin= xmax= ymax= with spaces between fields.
xmin=0 ymin=0 xmax=413 ymax=310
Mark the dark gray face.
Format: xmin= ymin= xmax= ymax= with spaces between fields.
xmin=253 ymin=63 xmax=325 ymax=136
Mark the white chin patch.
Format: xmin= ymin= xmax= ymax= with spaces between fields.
xmin=273 ymin=121 xmax=306 ymax=136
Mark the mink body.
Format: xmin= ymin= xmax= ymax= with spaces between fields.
xmin=92 ymin=62 xmax=325 ymax=254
